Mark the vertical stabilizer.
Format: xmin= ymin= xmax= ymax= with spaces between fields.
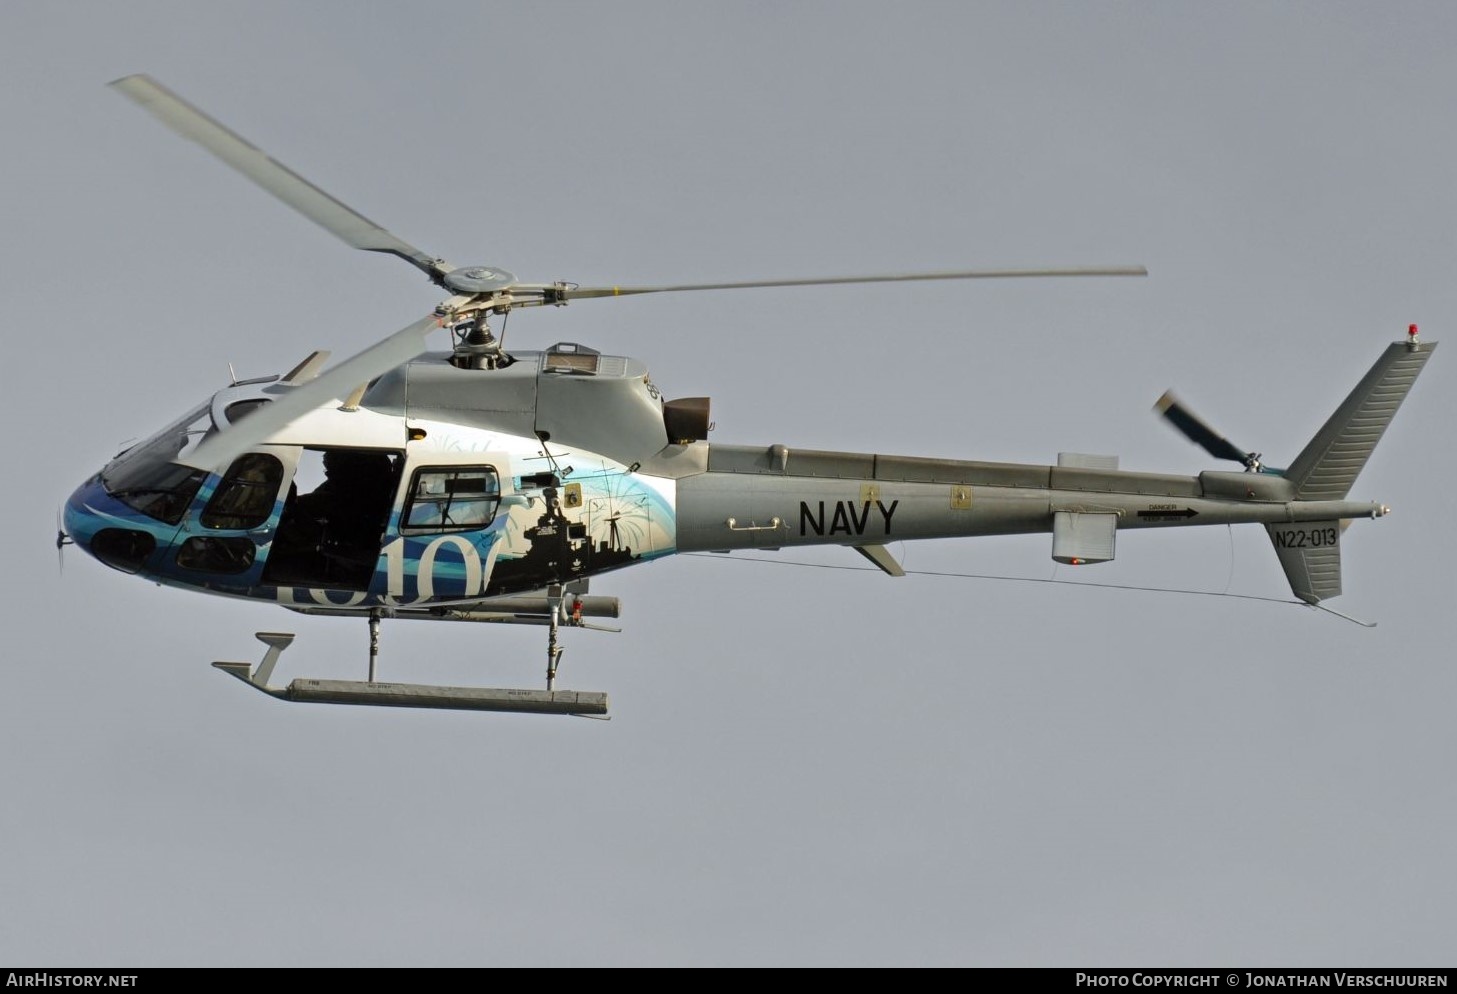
xmin=1266 ymin=521 xmax=1343 ymax=604
xmin=1283 ymin=339 xmax=1437 ymax=500
xmin=1266 ymin=335 xmax=1436 ymax=604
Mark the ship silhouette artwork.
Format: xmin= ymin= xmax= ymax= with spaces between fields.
xmin=490 ymin=486 xmax=641 ymax=592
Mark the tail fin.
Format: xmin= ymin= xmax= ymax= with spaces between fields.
xmin=1267 ymin=520 xmax=1345 ymax=604
xmin=1267 ymin=335 xmax=1437 ymax=604
xmin=1283 ymin=338 xmax=1437 ymax=500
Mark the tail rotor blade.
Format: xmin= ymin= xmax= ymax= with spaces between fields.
xmin=1154 ymin=390 xmax=1254 ymax=466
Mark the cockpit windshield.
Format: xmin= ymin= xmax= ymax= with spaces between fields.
xmin=99 ymin=402 xmax=215 ymax=524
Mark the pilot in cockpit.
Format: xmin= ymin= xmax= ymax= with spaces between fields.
xmin=268 ymin=449 xmax=397 ymax=587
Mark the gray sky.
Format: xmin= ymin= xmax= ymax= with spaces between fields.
xmin=4 ymin=1 xmax=1455 ymax=968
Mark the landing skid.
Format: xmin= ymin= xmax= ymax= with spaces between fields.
xmin=211 ymin=586 xmax=611 ymax=716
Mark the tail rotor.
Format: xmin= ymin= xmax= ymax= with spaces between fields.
xmin=1153 ymin=390 xmax=1268 ymax=473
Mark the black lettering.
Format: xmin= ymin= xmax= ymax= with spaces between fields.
xmin=799 ymin=501 xmax=824 ymax=536
xmin=877 ymin=499 xmax=899 ymax=534
xmin=830 ymin=502 xmax=853 ymax=535
xmin=1273 ymin=528 xmax=1346 ymax=549
xmin=848 ymin=501 xmax=872 ymax=534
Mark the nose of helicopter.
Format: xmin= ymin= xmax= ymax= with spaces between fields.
xmin=62 ymin=474 xmax=161 ymax=575
xmin=62 ymin=475 xmax=107 ymax=561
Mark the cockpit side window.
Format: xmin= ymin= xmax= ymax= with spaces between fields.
xmin=100 ymin=402 xmax=214 ymax=525
xmin=403 ymin=467 xmax=501 ymax=530
xmin=201 ymin=453 xmax=284 ymax=530
xmin=105 ymin=463 xmax=207 ymax=525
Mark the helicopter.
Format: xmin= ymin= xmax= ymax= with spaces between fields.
xmin=59 ymin=74 xmax=1439 ymax=718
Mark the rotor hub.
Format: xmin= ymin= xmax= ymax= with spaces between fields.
xmin=442 ymin=266 xmax=519 ymax=295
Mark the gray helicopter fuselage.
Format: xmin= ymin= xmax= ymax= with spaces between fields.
xmin=65 ymin=335 xmax=1410 ymax=617
xmin=376 ymin=345 xmax=1386 ymax=570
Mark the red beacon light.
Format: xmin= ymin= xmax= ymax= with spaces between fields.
xmin=1408 ymin=324 xmax=1421 ymax=347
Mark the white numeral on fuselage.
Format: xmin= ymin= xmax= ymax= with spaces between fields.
xmin=382 ymin=534 xmax=497 ymax=602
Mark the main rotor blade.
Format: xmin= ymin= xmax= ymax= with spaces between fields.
xmin=1153 ymin=390 xmax=1251 ymax=465
xmin=110 ymin=74 xmax=449 ymax=284
xmin=179 ymin=313 xmax=440 ymax=472
xmin=560 ymin=266 xmax=1148 ymax=300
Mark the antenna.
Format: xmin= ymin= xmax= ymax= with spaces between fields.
xmin=533 ymin=432 xmax=573 ymax=481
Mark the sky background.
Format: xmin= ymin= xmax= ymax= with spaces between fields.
xmin=3 ymin=1 xmax=1454 ymax=968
